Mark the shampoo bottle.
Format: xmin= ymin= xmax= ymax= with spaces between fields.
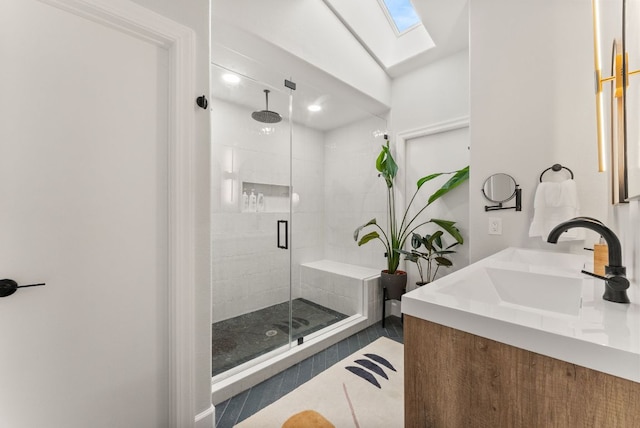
xmin=242 ymin=190 xmax=249 ymax=212
xmin=249 ymin=189 xmax=257 ymax=212
xmin=257 ymin=192 xmax=265 ymax=212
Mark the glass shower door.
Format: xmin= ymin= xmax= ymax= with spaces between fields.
xmin=210 ymin=63 xmax=293 ymax=377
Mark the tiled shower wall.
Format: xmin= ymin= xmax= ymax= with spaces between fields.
xmin=211 ymin=99 xmax=323 ymax=322
xmin=290 ymin=124 xmax=326 ymax=300
xmin=211 ymin=97 xmax=386 ymax=323
xmin=323 ymin=116 xmax=388 ymax=269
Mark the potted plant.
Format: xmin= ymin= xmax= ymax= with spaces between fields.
xmin=353 ymin=139 xmax=469 ymax=299
xmin=399 ymin=224 xmax=463 ymax=287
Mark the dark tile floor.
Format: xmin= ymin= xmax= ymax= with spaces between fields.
xmin=214 ymin=316 xmax=404 ymax=428
xmin=212 ymin=298 xmax=348 ymax=376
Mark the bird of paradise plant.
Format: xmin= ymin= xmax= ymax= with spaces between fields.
xmin=353 ymin=139 xmax=469 ymax=275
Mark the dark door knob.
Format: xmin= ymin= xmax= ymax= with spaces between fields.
xmin=0 ymin=279 xmax=45 ymax=298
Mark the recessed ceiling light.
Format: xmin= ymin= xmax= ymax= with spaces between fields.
xmin=308 ymin=104 xmax=322 ymax=112
xmin=222 ymin=73 xmax=240 ymax=84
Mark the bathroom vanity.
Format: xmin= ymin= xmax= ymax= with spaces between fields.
xmin=402 ymin=247 xmax=640 ymax=427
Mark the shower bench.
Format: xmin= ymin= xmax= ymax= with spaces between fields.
xmin=298 ymin=260 xmax=382 ymax=326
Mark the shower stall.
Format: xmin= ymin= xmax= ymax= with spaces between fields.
xmin=210 ymin=56 xmax=389 ymax=400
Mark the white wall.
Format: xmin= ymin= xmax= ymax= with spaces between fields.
xmin=617 ymin=201 xmax=640 ymax=281
xmin=389 ymin=50 xmax=471 ymax=284
xmin=129 ymin=0 xmax=212 ymax=421
xmin=469 ymin=0 xmax=608 ymax=263
xmin=391 ymin=50 xmax=469 ymax=133
xmin=0 ymin=0 xmax=212 ymax=425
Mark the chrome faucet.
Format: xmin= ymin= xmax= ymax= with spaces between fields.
xmin=547 ymin=217 xmax=630 ymax=304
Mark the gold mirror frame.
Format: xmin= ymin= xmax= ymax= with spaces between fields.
xmin=592 ymin=0 xmax=640 ymax=203
xmin=610 ymin=39 xmax=627 ymax=203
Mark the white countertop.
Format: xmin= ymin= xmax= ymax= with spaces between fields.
xmin=402 ymin=247 xmax=640 ymax=382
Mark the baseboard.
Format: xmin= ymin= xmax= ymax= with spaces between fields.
xmin=195 ymin=404 xmax=214 ymax=428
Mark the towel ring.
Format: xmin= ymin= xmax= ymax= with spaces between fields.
xmin=539 ymin=164 xmax=574 ymax=182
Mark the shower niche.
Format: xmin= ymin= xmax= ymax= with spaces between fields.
xmin=240 ymin=181 xmax=290 ymax=213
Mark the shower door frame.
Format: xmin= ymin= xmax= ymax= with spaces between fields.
xmin=210 ymin=67 xmax=295 ymax=381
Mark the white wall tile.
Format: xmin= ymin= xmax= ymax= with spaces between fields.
xmin=211 ymin=99 xmax=328 ymax=322
xmin=212 ymin=98 xmax=387 ymax=322
xmin=324 ymin=116 xmax=388 ymax=271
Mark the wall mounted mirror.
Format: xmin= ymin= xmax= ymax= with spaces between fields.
xmin=482 ymin=173 xmax=522 ymax=211
xmin=592 ymin=0 xmax=640 ymax=202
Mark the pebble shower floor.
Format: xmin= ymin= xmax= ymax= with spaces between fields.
xmin=212 ymin=298 xmax=348 ymax=376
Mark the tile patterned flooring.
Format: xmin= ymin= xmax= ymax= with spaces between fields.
xmin=214 ymin=316 xmax=404 ymax=428
xmin=212 ymin=298 xmax=348 ymax=376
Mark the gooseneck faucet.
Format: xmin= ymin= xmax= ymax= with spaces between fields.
xmin=547 ymin=217 xmax=630 ymax=304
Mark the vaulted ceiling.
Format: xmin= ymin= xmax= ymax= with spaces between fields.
xmin=322 ymin=0 xmax=468 ymax=77
xmin=210 ymin=0 xmax=469 ymax=130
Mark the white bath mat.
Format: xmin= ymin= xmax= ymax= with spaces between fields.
xmin=235 ymin=337 xmax=404 ymax=427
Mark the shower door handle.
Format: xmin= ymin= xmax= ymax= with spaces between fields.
xmin=277 ymin=220 xmax=288 ymax=249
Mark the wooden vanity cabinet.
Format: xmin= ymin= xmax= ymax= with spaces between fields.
xmin=405 ymin=315 xmax=640 ymax=427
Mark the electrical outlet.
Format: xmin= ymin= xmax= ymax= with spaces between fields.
xmin=488 ymin=217 xmax=502 ymax=235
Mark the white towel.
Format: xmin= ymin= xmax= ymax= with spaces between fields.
xmin=529 ymin=179 xmax=584 ymax=241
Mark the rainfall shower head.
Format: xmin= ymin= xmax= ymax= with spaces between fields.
xmin=252 ymin=89 xmax=282 ymax=124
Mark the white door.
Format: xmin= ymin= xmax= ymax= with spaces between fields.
xmin=0 ymin=1 xmax=173 ymax=426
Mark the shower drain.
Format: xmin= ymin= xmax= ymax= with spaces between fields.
xmin=265 ymin=329 xmax=278 ymax=337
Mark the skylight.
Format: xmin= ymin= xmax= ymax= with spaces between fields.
xmin=379 ymin=0 xmax=421 ymax=34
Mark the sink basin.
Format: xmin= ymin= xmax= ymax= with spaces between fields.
xmin=436 ymin=266 xmax=584 ymax=316
xmin=401 ymin=247 xmax=640 ymax=384
xmin=489 ymin=247 xmax=587 ymax=276
xmin=412 ymin=246 xmax=590 ymax=317
xmin=486 ymin=267 xmax=583 ymax=315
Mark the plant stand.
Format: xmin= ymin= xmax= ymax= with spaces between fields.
xmin=382 ymin=286 xmax=405 ymax=328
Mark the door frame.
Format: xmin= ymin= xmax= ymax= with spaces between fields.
xmin=394 ymin=116 xmax=470 ymax=264
xmin=395 ymin=116 xmax=470 ymax=199
xmin=38 ymin=0 xmax=198 ymax=426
